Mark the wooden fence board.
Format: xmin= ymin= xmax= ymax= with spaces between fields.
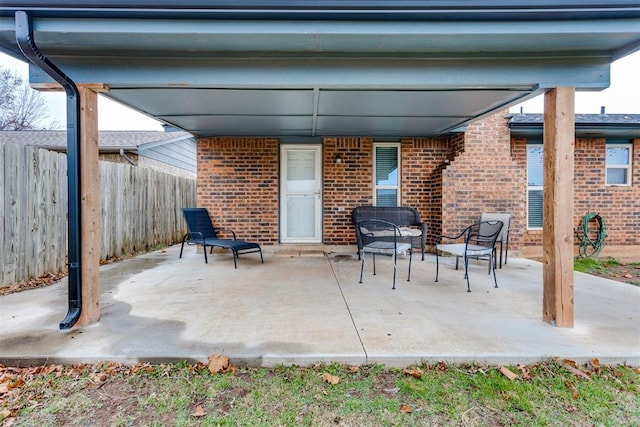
xmin=1 ymin=143 xmax=196 ymax=286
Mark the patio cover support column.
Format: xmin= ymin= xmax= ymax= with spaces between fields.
xmin=542 ymin=87 xmax=575 ymax=328
xmin=76 ymin=84 xmax=102 ymax=326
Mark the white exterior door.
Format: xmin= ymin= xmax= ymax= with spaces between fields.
xmin=280 ymin=145 xmax=322 ymax=243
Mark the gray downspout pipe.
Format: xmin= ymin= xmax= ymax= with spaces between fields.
xmin=15 ymin=10 xmax=83 ymax=330
xmin=119 ymin=148 xmax=136 ymax=166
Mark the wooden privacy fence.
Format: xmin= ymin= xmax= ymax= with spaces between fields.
xmin=1 ymin=143 xmax=196 ymax=287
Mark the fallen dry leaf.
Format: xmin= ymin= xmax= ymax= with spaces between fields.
xmin=517 ymin=364 xmax=532 ymax=381
xmin=498 ymin=366 xmax=519 ymax=381
xmin=436 ymin=362 xmax=448 ymax=372
xmin=403 ymin=367 xmax=423 ymax=379
xmin=562 ymin=362 xmax=591 ymax=381
xmin=191 ymin=405 xmax=206 ymax=417
xmin=208 ymin=354 xmax=230 ymax=374
xmin=322 ymin=373 xmax=340 ymax=385
xmin=399 ymin=404 xmax=413 ymax=413
xmin=591 ymin=358 xmax=600 ymax=374
xmin=347 ymin=366 xmax=360 ymax=374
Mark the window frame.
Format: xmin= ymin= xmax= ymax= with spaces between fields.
xmin=605 ymin=142 xmax=632 ymax=187
xmin=527 ymin=142 xmax=544 ymax=230
xmin=373 ymin=143 xmax=401 ymax=207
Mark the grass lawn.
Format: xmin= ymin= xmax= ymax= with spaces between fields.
xmin=574 ymin=257 xmax=640 ymax=286
xmin=2 ymin=359 xmax=638 ymax=426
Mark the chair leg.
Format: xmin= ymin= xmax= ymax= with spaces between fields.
xmin=359 ymin=252 xmax=365 ymax=284
xmin=435 ymin=249 xmax=440 ymax=282
xmin=372 ymin=254 xmax=377 ymax=276
xmin=203 ymin=244 xmax=208 ymax=264
xmin=491 ymin=254 xmax=499 ymax=288
xmin=464 ymin=254 xmax=471 ymax=292
xmin=232 ymin=250 xmax=238 ymax=269
xmin=504 ymin=241 xmax=509 ymax=265
xmin=407 ymin=248 xmax=412 ymax=282
xmin=391 ymin=252 xmax=397 ymax=290
xmin=179 ymin=234 xmax=188 ymax=259
xmin=259 ymin=249 xmax=264 ymax=264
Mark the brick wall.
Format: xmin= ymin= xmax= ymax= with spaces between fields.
xmin=442 ymin=110 xmax=525 ymax=249
xmin=323 ymin=137 xmax=373 ymax=244
xmin=196 ymin=137 xmax=279 ymax=244
xmin=513 ymin=135 xmax=639 ymax=249
xmin=322 ymin=137 xmax=453 ymax=245
xmin=400 ymin=138 xmax=451 ymax=242
xmin=195 ymin=123 xmax=638 ymax=251
xmin=574 ymin=138 xmax=640 ymax=246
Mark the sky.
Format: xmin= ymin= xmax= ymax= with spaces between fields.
xmin=1 ymin=50 xmax=639 ymax=131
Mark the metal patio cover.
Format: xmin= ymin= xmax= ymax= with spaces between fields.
xmin=1 ymin=1 xmax=639 ymax=138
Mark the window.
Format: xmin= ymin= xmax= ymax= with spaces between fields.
xmin=374 ymin=144 xmax=400 ymax=206
xmin=527 ymin=144 xmax=543 ymax=229
xmin=606 ymin=142 xmax=632 ymax=186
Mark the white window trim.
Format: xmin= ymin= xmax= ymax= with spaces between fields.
xmin=527 ymin=144 xmax=543 ymax=230
xmin=373 ymin=143 xmax=401 ymax=206
xmin=606 ymin=143 xmax=632 ymax=187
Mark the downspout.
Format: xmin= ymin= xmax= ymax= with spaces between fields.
xmin=15 ymin=11 xmax=83 ymax=330
xmin=119 ymin=148 xmax=136 ymax=166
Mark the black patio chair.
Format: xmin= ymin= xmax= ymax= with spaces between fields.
xmin=434 ymin=220 xmax=503 ymax=292
xmin=357 ymin=219 xmax=413 ymax=290
xmin=179 ymin=208 xmax=263 ymax=268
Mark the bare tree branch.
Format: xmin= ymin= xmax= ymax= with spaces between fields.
xmin=0 ymin=66 xmax=60 ymax=131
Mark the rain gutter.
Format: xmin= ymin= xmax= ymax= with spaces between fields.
xmin=1 ymin=1 xmax=640 ymax=20
xmin=15 ymin=10 xmax=83 ymax=330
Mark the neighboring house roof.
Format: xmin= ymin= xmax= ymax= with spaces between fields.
xmin=509 ymin=113 xmax=640 ymax=139
xmin=0 ymin=130 xmax=190 ymax=151
xmin=0 ymin=129 xmax=197 ymax=172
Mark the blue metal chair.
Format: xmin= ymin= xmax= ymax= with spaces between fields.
xmin=180 ymin=208 xmax=263 ymax=268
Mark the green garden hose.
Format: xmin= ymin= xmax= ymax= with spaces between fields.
xmin=576 ymin=212 xmax=607 ymax=258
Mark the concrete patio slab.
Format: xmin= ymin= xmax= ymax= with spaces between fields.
xmin=1 ymin=245 xmax=638 ymax=368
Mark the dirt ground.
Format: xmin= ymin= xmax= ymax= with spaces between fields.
xmin=583 ymin=261 xmax=640 ymax=286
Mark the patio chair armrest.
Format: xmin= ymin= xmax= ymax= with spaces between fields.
xmin=215 ymin=227 xmax=238 ymax=240
xmin=435 ymin=228 xmax=469 ymax=244
xmin=186 ymin=231 xmax=205 ymax=241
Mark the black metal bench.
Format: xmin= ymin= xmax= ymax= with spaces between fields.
xmin=352 ymin=206 xmax=427 ymax=260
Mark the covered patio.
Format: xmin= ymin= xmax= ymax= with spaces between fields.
xmin=1 ymin=1 xmax=639 ymax=332
xmin=1 ymin=246 xmax=638 ymax=367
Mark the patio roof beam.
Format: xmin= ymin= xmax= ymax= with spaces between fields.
xmin=25 ymin=57 xmax=611 ymax=91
